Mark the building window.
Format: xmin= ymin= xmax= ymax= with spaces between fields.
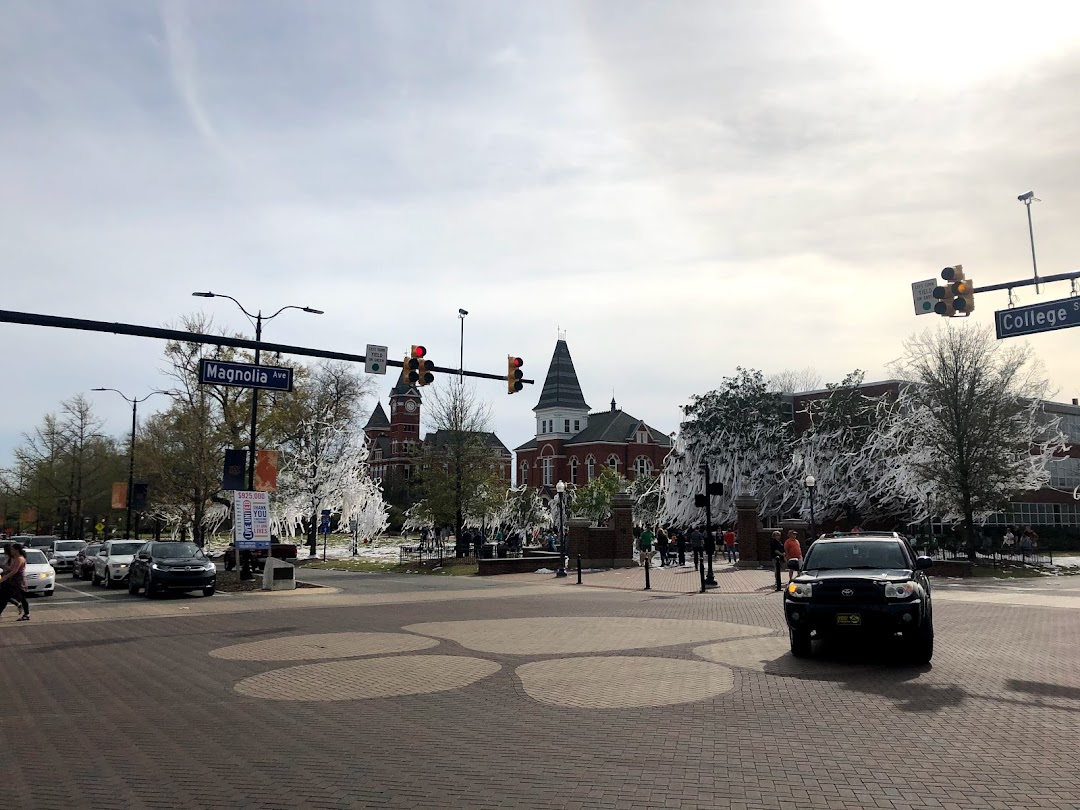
xmin=634 ymin=456 xmax=652 ymax=477
xmin=607 ymin=455 xmax=620 ymax=472
xmin=574 ymin=420 xmax=580 ymax=432
xmin=570 ymin=457 xmax=578 ymax=485
xmin=586 ymin=456 xmax=595 ymax=481
xmin=521 ymin=461 xmax=528 ymax=485
xmin=564 ymin=419 xmax=570 ymax=433
xmin=637 ymin=430 xmax=648 ymax=443
xmin=403 ymin=466 xmax=412 ymax=480
xmin=542 ymin=457 xmax=553 ymax=486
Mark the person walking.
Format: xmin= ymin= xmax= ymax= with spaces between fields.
xmin=725 ymin=527 xmax=738 ymax=563
xmin=689 ymin=526 xmax=705 ymax=569
xmin=0 ymin=543 xmax=30 ymax=621
xmin=638 ymin=525 xmax=655 ymax=566
xmin=784 ymin=530 xmax=803 ymax=584
xmin=769 ymin=530 xmax=783 ymax=563
xmin=673 ymin=528 xmax=687 ymax=566
xmin=656 ymin=527 xmax=670 ymax=566
xmin=0 ymin=543 xmax=25 ymax=618
xmin=1002 ymin=527 xmax=1016 ymax=554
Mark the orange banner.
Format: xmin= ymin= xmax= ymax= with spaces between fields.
xmin=19 ymin=510 xmax=36 ymax=525
xmin=111 ymin=482 xmax=127 ymax=509
xmin=255 ymin=450 xmax=280 ymax=493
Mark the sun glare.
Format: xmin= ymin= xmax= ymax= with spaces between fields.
xmin=818 ymin=0 xmax=1080 ymax=84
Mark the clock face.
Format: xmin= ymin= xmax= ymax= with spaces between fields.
xmin=405 ymin=400 xmax=417 ymax=413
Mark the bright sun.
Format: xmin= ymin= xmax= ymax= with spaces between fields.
xmin=817 ymin=0 xmax=1080 ymax=84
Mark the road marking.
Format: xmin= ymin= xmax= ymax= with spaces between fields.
xmin=54 ymin=581 xmax=107 ymax=600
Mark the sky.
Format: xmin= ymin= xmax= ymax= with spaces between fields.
xmin=4 ymin=0 xmax=1080 ymax=463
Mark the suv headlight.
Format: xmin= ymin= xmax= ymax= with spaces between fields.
xmin=203 ymin=563 xmax=216 ymax=572
xmin=787 ymin=582 xmax=813 ymax=598
xmin=150 ymin=563 xmax=164 ymax=571
xmin=885 ymin=581 xmax=916 ymax=599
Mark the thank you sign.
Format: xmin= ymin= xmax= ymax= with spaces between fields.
xmin=234 ymin=490 xmax=271 ymax=550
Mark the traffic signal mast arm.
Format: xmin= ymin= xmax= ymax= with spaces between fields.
xmin=0 ymin=310 xmax=535 ymax=386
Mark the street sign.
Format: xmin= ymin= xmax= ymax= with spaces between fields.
xmin=365 ymin=344 xmax=388 ymax=375
xmin=234 ymin=490 xmax=271 ymax=550
xmin=199 ymin=358 xmax=294 ymax=392
xmin=995 ymin=296 xmax=1080 ymax=339
xmin=319 ymin=508 xmax=332 ymax=535
xmin=912 ymin=279 xmax=937 ymax=316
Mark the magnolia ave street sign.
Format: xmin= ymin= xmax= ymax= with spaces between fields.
xmin=365 ymin=344 xmax=388 ymax=375
xmin=995 ymin=296 xmax=1080 ymax=339
xmin=912 ymin=279 xmax=937 ymax=315
xmin=198 ymin=358 xmax=294 ymax=391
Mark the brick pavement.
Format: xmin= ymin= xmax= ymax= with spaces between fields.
xmin=1 ymin=574 xmax=1079 ymax=809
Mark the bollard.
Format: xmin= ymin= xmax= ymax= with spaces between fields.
xmin=774 ymin=555 xmax=782 ymax=592
xmin=699 ymin=558 xmax=706 ymax=593
xmin=644 ymin=553 xmax=651 ymax=590
xmin=577 ymin=554 xmax=582 ymax=584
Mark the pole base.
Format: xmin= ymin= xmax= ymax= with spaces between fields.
xmin=555 ymin=569 xmax=567 ymax=578
xmin=704 ymin=576 xmax=717 ymax=586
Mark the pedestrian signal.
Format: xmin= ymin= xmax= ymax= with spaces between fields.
xmin=507 ymin=356 xmax=524 ymax=394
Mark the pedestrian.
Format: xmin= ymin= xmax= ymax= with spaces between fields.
xmin=689 ymin=526 xmax=705 ymax=568
xmin=0 ymin=543 xmax=25 ymax=618
xmin=1020 ymin=526 xmax=1036 ymax=558
xmin=784 ymin=530 xmax=803 ymax=584
xmin=672 ymin=528 xmax=686 ymax=566
xmin=0 ymin=543 xmax=30 ymax=621
xmin=1024 ymin=525 xmax=1039 ymax=552
xmin=639 ymin=525 xmax=655 ymax=566
xmin=725 ymin=527 xmax=738 ymax=563
xmin=1002 ymin=527 xmax=1016 ymax=554
xmin=656 ymin=527 xmax=669 ymax=566
xmin=769 ymin=530 xmax=783 ymax=563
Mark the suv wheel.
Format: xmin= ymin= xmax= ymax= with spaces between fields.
xmin=92 ymin=570 xmax=102 ymax=586
xmin=144 ymin=577 xmax=156 ymax=599
xmin=909 ymin=621 xmax=934 ymax=665
xmin=202 ymin=584 xmax=215 ymax=597
xmin=128 ymin=576 xmax=139 ymax=595
xmin=789 ymin=627 xmax=812 ymax=658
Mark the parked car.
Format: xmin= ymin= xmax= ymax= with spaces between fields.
xmin=49 ymin=540 xmax=88 ymax=573
xmin=11 ymin=535 xmax=60 ymax=553
xmin=126 ymin=541 xmax=217 ymax=598
xmin=92 ymin=540 xmax=144 ymax=589
xmin=222 ymin=540 xmax=299 ymax=572
xmin=73 ymin=544 xmax=103 ymax=580
xmin=20 ymin=548 xmax=55 ymax=597
xmin=783 ymin=532 xmax=934 ymax=664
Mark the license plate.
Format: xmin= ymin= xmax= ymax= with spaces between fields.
xmin=836 ymin=613 xmax=861 ymax=626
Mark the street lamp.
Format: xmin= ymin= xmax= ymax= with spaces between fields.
xmin=1017 ymin=191 xmax=1040 ymax=293
xmin=457 ymin=308 xmax=468 ymax=382
xmin=700 ymin=462 xmax=717 ymax=586
xmin=91 ymin=388 xmax=169 ymax=539
xmin=555 ymin=480 xmax=567 ymax=577
xmin=804 ymin=474 xmax=817 ymax=541
xmin=192 ymin=291 xmax=322 ymax=491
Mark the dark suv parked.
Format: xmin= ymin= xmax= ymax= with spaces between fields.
xmin=127 ymin=541 xmax=217 ymax=597
xmin=783 ymin=532 xmax=934 ymax=664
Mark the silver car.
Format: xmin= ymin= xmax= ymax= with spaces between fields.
xmin=49 ymin=540 xmax=88 ymax=572
xmin=92 ymin=540 xmax=143 ymax=589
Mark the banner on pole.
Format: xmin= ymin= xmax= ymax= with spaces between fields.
xmin=111 ymin=482 xmax=127 ymax=509
xmin=255 ymin=450 xmax=280 ymax=492
xmin=233 ymin=490 xmax=271 ymax=550
xmin=222 ymin=449 xmax=247 ymax=491
xmin=132 ymin=483 xmax=149 ymax=512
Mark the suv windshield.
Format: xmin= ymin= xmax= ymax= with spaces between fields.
xmin=150 ymin=542 xmax=204 ymax=559
xmin=82 ymin=545 xmax=102 ymax=556
xmin=55 ymin=541 xmax=86 ymax=553
xmin=108 ymin=543 xmax=143 ymax=556
xmin=23 ymin=550 xmax=49 ymax=565
xmin=803 ymin=541 xmax=909 ymax=571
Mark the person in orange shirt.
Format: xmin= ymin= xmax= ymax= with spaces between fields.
xmin=784 ymin=530 xmax=803 ymax=583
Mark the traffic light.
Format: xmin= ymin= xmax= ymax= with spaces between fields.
xmin=932 ymin=283 xmax=955 ymax=316
xmin=934 ymin=264 xmax=973 ymax=316
xmin=507 ymin=356 xmax=524 ymax=394
xmin=954 ymin=275 xmax=976 ymax=314
xmin=407 ymin=345 xmax=434 ymax=386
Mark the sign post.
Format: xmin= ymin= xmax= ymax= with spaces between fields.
xmin=994 ymin=297 xmax=1080 ymax=339
xmin=911 ymin=279 xmax=937 ymax=316
xmin=319 ymin=509 xmax=332 ymax=561
xmin=365 ymin=344 xmax=388 ymax=375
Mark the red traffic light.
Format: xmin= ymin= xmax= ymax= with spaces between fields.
xmin=510 ymin=357 xmax=523 ymax=368
xmin=412 ymin=345 xmax=427 ymax=358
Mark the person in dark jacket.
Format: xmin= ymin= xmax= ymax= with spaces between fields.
xmin=688 ymin=527 xmax=705 ymax=568
xmin=656 ymin=527 xmax=670 ymax=566
xmin=673 ymin=528 xmax=687 ymax=566
xmin=769 ymin=530 xmax=784 ymax=561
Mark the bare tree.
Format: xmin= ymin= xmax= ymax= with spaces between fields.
xmin=767 ymin=367 xmax=822 ymax=394
xmin=892 ymin=323 xmax=1066 ymax=550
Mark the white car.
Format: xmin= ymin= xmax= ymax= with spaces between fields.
xmin=21 ymin=549 xmax=55 ymax=597
xmin=49 ymin=540 xmax=88 ymax=573
xmin=93 ymin=540 xmax=144 ymax=589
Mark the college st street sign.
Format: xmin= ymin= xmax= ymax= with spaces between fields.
xmin=995 ymin=296 xmax=1080 ymax=339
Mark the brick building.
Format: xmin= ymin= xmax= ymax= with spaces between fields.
xmin=514 ymin=340 xmax=672 ymax=498
xmin=364 ymin=380 xmax=512 ymax=485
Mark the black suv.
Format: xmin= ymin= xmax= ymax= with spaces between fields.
xmin=783 ymin=532 xmax=934 ymax=664
xmin=127 ymin=541 xmax=217 ymax=597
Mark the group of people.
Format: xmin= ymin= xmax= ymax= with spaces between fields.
xmin=636 ymin=526 xmax=740 ymax=567
xmin=769 ymin=529 xmax=805 ymax=583
xmin=1000 ymin=525 xmax=1040 ymax=555
xmin=0 ymin=542 xmax=31 ymax=621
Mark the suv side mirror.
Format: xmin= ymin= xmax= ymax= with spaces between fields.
xmin=915 ymin=556 xmax=934 ymax=570
xmin=138 ymin=552 xmax=151 ymax=561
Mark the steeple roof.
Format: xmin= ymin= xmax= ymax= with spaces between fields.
xmin=533 ymin=339 xmax=589 ymax=412
xmin=363 ymin=402 xmax=390 ymax=431
xmin=391 ymin=379 xmax=420 ymax=398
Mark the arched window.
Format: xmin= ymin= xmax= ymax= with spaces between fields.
xmin=634 ymin=456 xmax=652 ymax=478
xmin=607 ymin=455 xmax=620 ymax=473
xmin=586 ymin=456 xmax=596 ymax=482
xmin=569 ymin=457 xmax=579 ymax=485
xmin=520 ymin=461 xmax=528 ymax=486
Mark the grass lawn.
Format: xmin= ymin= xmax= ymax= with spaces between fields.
xmin=299 ymin=559 xmax=478 ymax=576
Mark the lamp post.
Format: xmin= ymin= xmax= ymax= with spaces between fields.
xmin=192 ymin=292 xmax=323 ymax=490
xmin=91 ymin=388 xmax=169 ymax=539
xmin=701 ymin=462 xmax=716 ymax=586
xmin=555 ymin=480 xmax=567 ymax=577
xmin=1018 ymin=191 xmax=1040 ymax=293
xmin=457 ymin=308 xmax=468 ymax=382
xmin=804 ymin=474 xmax=817 ymax=542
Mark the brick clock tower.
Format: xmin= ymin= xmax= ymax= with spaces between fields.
xmin=365 ymin=380 xmax=423 ymax=480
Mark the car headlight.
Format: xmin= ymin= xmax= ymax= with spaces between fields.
xmin=203 ymin=563 xmax=216 ymax=572
xmin=39 ymin=572 xmax=49 ymax=579
xmin=150 ymin=563 xmax=164 ymax=571
xmin=885 ymin=581 xmax=916 ymax=599
xmin=113 ymin=563 xmax=127 ymax=570
xmin=787 ymin=582 xmax=813 ymax=598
